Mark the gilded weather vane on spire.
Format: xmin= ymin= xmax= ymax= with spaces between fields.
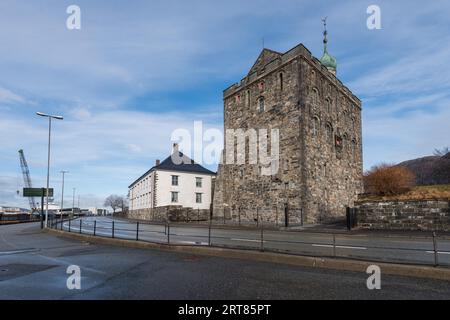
xmin=320 ymin=17 xmax=337 ymax=75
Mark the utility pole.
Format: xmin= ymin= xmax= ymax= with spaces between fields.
xmin=60 ymin=170 xmax=68 ymax=216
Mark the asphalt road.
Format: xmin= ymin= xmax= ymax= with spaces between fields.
xmin=1 ymin=222 xmax=450 ymax=299
xmin=59 ymin=217 xmax=450 ymax=267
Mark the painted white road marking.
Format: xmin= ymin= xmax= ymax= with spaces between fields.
xmin=231 ymin=238 xmax=264 ymax=243
xmin=178 ymin=241 xmax=208 ymax=245
xmin=312 ymin=244 xmax=367 ymax=250
xmin=426 ymin=251 xmax=450 ymax=255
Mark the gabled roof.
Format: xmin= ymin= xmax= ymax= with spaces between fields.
xmin=248 ymin=48 xmax=282 ymax=75
xmin=128 ymin=152 xmax=216 ymax=188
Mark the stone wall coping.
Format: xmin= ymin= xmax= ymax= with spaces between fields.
xmin=356 ymin=198 xmax=450 ymax=205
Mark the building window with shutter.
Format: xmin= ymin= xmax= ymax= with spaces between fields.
xmin=171 ymin=175 xmax=179 ymax=186
xmin=171 ymin=192 xmax=178 ymax=203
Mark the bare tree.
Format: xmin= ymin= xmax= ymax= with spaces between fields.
xmin=118 ymin=196 xmax=129 ymax=214
xmin=104 ymin=195 xmax=122 ymax=214
xmin=433 ymin=147 xmax=450 ymax=156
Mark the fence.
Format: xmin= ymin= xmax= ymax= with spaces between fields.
xmin=48 ymin=216 xmax=450 ymax=268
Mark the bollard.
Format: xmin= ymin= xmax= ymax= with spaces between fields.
xmin=112 ymin=221 xmax=115 ymax=238
xmin=333 ymin=234 xmax=336 ymax=258
xmin=197 ymin=208 xmax=200 ymax=222
xmin=238 ymin=208 xmax=241 ymax=226
xmin=79 ymin=219 xmax=82 ymax=234
xmin=68 ymin=218 xmax=71 ymax=232
xmin=136 ymin=222 xmax=139 ymax=241
xmin=61 ymin=218 xmax=63 ymax=230
xmin=432 ymin=231 xmax=439 ymax=267
xmin=94 ymin=220 xmax=97 ymax=236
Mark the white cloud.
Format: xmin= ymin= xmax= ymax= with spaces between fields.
xmin=0 ymin=86 xmax=25 ymax=104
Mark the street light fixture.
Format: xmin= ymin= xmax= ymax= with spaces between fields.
xmin=36 ymin=112 xmax=63 ymax=227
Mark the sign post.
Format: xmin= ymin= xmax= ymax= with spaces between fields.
xmin=23 ymin=188 xmax=54 ymax=229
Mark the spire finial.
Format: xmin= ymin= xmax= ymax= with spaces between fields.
xmin=319 ymin=17 xmax=337 ymax=75
xmin=322 ymin=16 xmax=328 ymax=51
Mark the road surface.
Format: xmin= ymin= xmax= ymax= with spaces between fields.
xmin=57 ymin=217 xmax=450 ymax=267
xmin=1 ymin=222 xmax=450 ymax=299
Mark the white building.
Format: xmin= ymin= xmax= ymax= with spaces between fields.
xmin=129 ymin=146 xmax=216 ymax=212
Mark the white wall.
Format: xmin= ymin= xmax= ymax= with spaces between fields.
xmin=155 ymin=170 xmax=213 ymax=210
xmin=129 ymin=171 xmax=155 ymax=210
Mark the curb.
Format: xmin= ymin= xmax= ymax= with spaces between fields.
xmin=45 ymin=228 xmax=450 ymax=281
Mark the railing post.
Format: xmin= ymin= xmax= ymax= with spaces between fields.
xmin=61 ymin=218 xmax=63 ymax=230
xmin=197 ymin=208 xmax=200 ymax=222
xmin=94 ymin=220 xmax=97 ymax=236
xmin=208 ymin=217 xmax=212 ymax=246
xmin=136 ymin=222 xmax=139 ymax=241
xmin=68 ymin=218 xmax=71 ymax=232
xmin=333 ymin=234 xmax=336 ymax=258
xmin=79 ymin=219 xmax=82 ymax=234
xmin=260 ymin=220 xmax=264 ymax=252
xmin=167 ymin=222 xmax=170 ymax=245
xmin=257 ymin=208 xmax=259 ymax=227
xmin=433 ymin=231 xmax=439 ymax=267
xmin=238 ymin=207 xmax=241 ymax=226
xmin=112 ymin=221 xmax=115 ymax=238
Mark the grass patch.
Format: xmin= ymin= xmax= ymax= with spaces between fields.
xmin=359 ymin=184 xmax=450 ymax=201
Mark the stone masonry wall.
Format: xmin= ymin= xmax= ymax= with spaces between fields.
xmin=127 ymin=206 xmax=210 ymax=223
xmin=213 ymin=43 xmax=362 ymax=224
xmin=356 ymin=200 xmax=450 ymax=231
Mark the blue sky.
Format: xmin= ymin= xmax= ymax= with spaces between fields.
xmin=1 ymin=0 xmax=449 ymax=208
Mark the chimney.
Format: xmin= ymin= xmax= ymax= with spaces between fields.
xmin=172 ymin=143 xmax=179 ymax=154
xmin=155 ymin=159 xmax=160 ymax=166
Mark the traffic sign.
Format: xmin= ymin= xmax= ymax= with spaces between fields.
xmin=23 ymin=188 xmax=54 ymax=197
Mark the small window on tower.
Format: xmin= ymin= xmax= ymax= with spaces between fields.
xmin=258 ymin=82 xmax=265 ymax=92
xmin=258 ymin=97 xmax=265 ymax=113
xmin=279 ymin=73 xmax=284 ymax=91
xmin=312 ymin=116 xmax=320 ymax=136
xmin=236 ymin=95 xmax=241 ymax=104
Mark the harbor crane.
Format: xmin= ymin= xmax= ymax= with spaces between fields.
xmin=18 ymin=149 xmax=38 ymax=213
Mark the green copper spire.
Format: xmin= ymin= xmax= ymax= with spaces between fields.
xmin=320 ymin=17 xmax=337 ymax=74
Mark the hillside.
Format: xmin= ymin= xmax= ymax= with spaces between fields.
xmin=397 ymin=152 xmax=450 ymax=185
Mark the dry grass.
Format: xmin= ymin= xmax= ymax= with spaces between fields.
xmin=359 ymin=184 xmax=450 ymax=201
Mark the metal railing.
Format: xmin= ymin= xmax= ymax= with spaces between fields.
xmin=48 ymin=217 xmax=450 ymax=268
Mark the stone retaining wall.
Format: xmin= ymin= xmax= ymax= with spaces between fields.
xmin=356 ymin=199 xmax=450 ymax=231
xmin=127 ymin=206 xmax=210 ymax=222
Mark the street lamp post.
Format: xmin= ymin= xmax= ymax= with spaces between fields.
xmin=60 ymin=171 xmax=68 ymax=217
xmin=36 ymin=112 xmax=63 ymax=228
xmin=72 ymin=187 xmax=76 ymax=217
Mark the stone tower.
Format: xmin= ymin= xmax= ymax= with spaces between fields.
xmin=213 ymin=30 xmax=363 ymax=225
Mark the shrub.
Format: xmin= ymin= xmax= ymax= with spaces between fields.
xmin=364 ymin=163 xmax=416 ymax=196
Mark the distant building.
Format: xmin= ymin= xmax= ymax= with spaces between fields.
xmin=87 ymin=207 xmax=108 ymax=216
xmin=0 ymin=206 xmax=28 ymax=214
xmin=128 ymin=144 xmax=216 ymax=221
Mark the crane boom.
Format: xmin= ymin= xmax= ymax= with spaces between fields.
xmin=18 ymin=149 xmax=38 ymax=213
